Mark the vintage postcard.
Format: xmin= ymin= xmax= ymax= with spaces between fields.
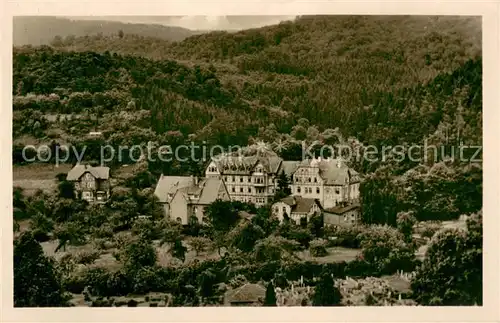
xmin=2 ymin=1 xmax=499 ymax=322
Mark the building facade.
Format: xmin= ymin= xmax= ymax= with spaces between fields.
xmin=289 ymin=157 xmax=360 ymax=209
xmin=272 ymin=196 xmax=322 ymax=225
xmin=154 ymin=175 xmax=230 ymax=225
xmin=323 ymin=203 xmax=361 ymax=227
xmin=66 ymin=164 xmax=110 ymax=203
xmin=205 ymin=155 xmax=285 ymax=206
xmin=204 ymin=154 xmax=360 ymax=210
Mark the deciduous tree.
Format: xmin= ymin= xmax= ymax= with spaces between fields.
xmin=14 ymin=232 xmax=70 ymax=307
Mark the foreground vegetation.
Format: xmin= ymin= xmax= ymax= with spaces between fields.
xmin=13 ymin=172 xmax=483 ymax=306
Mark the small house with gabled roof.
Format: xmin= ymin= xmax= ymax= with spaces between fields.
xmin=272 ymin=195 xmax=322 ymax=225
xmin=323 ymin=202 xmax=361 ymax=227
xmin=154 ymin=175 xmax=230 ymax=225
xmin=66 ymin=164 xmax=110 ymax=202
xmin=224 ymin=283 xmax=266 ymax=306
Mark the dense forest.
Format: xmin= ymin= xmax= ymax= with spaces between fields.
xmin=13 ymin=15 xmax=483 ymax=224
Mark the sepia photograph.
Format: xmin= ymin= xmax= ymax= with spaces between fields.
xmin=7 ymin=9 xmax=492 ymax=315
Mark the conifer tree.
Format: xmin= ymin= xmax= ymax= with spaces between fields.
xmin=264 ymin=281 xmax=277 ymax=306
xmin=312 ymin=274 xmax=342 ymax=306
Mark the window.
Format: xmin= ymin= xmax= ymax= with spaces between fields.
xmin=240 ymin=188 xmax=243 ymax=193
xmin=248 ymin=188 xmax=251 ymax=193
xmin=316 ymin=187 xmax=320 ymax=194
xmin=297 ymin=187 xmax=301 ymax=193
xmin=308 ymin=177 xmax=311 ymax=182
xmin=335 ymin=188 xmax=340 ymax=194
xmin=224 ymin=176 xmax=228 ymax=181
xmin=314 ymin=177 xmax=317 ymax=183
xmin=232 ymin=187 xmax=235 ymax=193
xmin=232 ymin=176 xmax=235 ymax=182
xmin=282 ymin=207 xmax=286 ymax=213
xmin=248 ymin=177 xmax=251 ymax=182
xmin=240 ymin=177 xmax=243 ymax=182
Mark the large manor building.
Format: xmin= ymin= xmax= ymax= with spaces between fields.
xmin=204 ymin=155 xmax=286 ymax=206
xmin=204 ymin=154 xmax=360 ymax=209
xmin=289 ymin=156 xmax=360 ymax=209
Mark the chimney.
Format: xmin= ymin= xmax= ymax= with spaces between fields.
xmin=194 ymin=176 xmax=199 ymax=185
xmin=336 ymin=156 xmax=342 ymax=168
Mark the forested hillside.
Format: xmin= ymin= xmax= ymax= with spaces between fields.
xmin=13 ymin=16 xmax=197 ymax=46
xmin=12 ymin=16 xmax=484 ymax=307
xmin=13 ymin=15 xmax=482 ymax=223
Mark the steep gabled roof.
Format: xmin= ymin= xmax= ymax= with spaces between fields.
xmin=295 ymin=157 xmax=360 ymax=185
xmin=197 ymin=177 xmax=227 ymax=204
xmin=212 ymin=155 xmax=283 ymax=175
xmin=226 ymin=283 xmax=266 ymax=304
xmin=156 ymin=176 xmax=227 ymax=205
xmin=276 ymin=196 xmax=322 ymax=213
xmin=280 ymin=160 xmax=300 ymax=177
xmin=178 ymin=177 xmax=227 ymax=205
xmin=153 ymin=175 xmax=194 ymax=203
xmin=66 ymin=164 xmax=110 ymax=181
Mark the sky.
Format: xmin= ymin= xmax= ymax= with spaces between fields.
xmin=68 ymin=16 xmax=298 ymax=31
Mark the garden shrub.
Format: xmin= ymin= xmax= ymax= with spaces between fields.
xmin=32 ymin=229 xmax=50 ymax=242
xmin=309 ymin=239 xmax=328 ymax=257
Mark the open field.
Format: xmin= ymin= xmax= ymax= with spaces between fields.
xmin=296 ymin=247 xmax=361 ymax=264
xmin=13 ymin=163 xmax=73 ymax=195
xmin=40 ymin=238 xmax=224 ymax=270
